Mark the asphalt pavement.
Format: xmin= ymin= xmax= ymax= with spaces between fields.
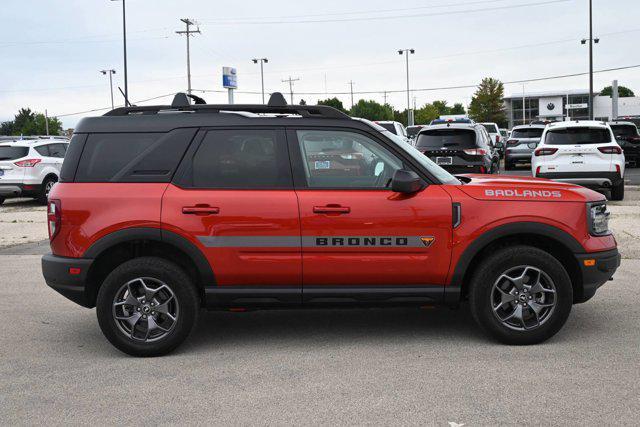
xmin=1 ymin=247 xmax=638 ymax=424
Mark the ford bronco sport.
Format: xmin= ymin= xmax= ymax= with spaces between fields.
xmin=42 ymin=93 xmax=620 ymax=356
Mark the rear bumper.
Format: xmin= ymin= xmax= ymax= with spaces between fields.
xmin=574 ymin=248 xmax=621 ymax=303
xmin=537 ymin=172 xmax=623 ymax=188
xmin=505 ymin=151 xmax=533 ymax=162
xmin=42 ymin=253 xmax=94 ymax=308
xmin=0 ymin=183 xmax=42 ymax=198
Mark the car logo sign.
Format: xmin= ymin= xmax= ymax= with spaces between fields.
xmin=547 ymin=103 xmax=555 ymax=111
xmin=420 ymin=236 xmax=435 ymax=247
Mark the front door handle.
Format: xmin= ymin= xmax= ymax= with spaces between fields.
xmin=182 ymin=205 xmax=220 ymax=215
xmin=313 ymin=205 xmax=351 ymax=214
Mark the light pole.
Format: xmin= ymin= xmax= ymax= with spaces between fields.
xmin=252 ymin=58 xmax=268 ymax=104
xmin=581 ymin=0 xmax=599 ymax=120
xmin=100 ymin=69 xmax=116 ymax=110
xmin=111 ymin=0 xmax=128 ymax=105
xmin=398 ymin=49 xmax=415 ymax=126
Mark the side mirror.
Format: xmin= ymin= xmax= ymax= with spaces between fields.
xmin=391 ymin=169 xmax=425 ymax=194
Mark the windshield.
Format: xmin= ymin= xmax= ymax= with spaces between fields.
xmin=481 ymin=124 xmax=498 ymax=134
xmin=0 ymin=146 xmax=28 ymax=161
xmin=545 ymin=127 xmax=611 ymax=145
xmin=381 ymin=130 xmax=460 ymax=185
xmin=416 ymin=129 xmax=477 ymax=149
xmin=511 ymin=128 xmax=544 ymax=139
xmin=377 ymin=123 xmax=397 ymax=134
xmin=610 ymin=124 xmax=638 ymax=138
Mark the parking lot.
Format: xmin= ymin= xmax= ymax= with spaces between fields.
xmin=1 ymin=173 xmax=639 ymax=425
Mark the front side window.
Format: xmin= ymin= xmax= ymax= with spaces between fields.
xmin=545 ymin=127 xmax=611 ymax=145
xmin=296 ymin=130 xmax=402 ymax=189
xmin=191 ymin=129 xmax=291 ymax=188
xmin=48 ymin=143 xmax=67 ymax=158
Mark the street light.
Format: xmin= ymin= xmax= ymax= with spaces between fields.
xmin=398 ymin=48 xmax=415 ymax=126
xmin=100 ymin=69 xmax=117 ymax=110
xmin=252 ymin=58 xmax=268 ymax=104
xmin=581 ymin=0 xmax=600 ymax=120
xmin=111 ymin=0 xmax=128 ymax=105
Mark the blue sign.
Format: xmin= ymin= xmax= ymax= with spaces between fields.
xmin=222 ymin=66 xmax=237 ymax=89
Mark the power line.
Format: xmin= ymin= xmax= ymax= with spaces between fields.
xmin=200 ymin=0 xmax=570 ymax=25
xmin=53 ymin=93 xmax=177 ymax=118
xmin=282 ymin=76 xmax=300 ymax=104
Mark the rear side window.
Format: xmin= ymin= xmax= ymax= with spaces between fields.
xmin=0 ymin=146 xmax=28 ymax=160
xmin=416 ymin=129 xmax=477 ymax=149
xmin=35 ymin=145 xmax=50 ymax=156
xmin=48 ymin=143 xmax=67 ymax=158
xmin=481 ymin=124 xmax=498 ymax=134
xmin=75 ymin=129 xmax=196 ymax=182
xmin=511 ymin=128 xmax=544 ymax=139
xmin=545 ymin=127 xmax=611 ymax=145
xmin=188 ymin=129 xmax=291 ymax=189
xmin=610 ymin=124 xmax=638 ymax=138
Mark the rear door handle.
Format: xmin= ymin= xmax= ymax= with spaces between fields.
xmin=313 ymin=205 xmax=351 ymax=214
xmin=182 ymin=206 xmax=220 ymax=215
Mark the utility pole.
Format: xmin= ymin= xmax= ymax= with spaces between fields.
xmin=111 ymin=0 xmax=128 ymax=104
xmin=581 ymin=0 xmax=599 ymax=120
xmin=100 ymin=69 xmax=116 ymax=110
xmin=522 ymin=83 xmax=526 ymax=125
xmin=383 ymin=91 xmax=388 ymax=105
xmin=348 ymin=80 xmax=355 ymax=109
xmin=45 ymin=109 xmax=49 ymax=136
xmin=398 ymin=48 xmax=415 ymax=126
xmin=176 ymin=18 xmax=201 ymax=95
xmin=252 ymin=58 xmax=268 ymax=104
xmin=282 ymin=76 xmax=299 ymax=105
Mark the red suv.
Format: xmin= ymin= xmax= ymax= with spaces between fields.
xmin=42 ymin=93 xmax=620 ymax=356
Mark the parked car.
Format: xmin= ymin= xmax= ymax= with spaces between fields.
xmin=42 ymin=93 xmax=619 ymax=356
xmin=532 ymin=121 xmax=625 ymax=200
xmin=504 ymin=124 xmax=546 ymax=170
xmin=480 ymin=122 xmax=501 ymax=147
xmin=406 ymin=125 xmax=426 ymax=144
xmin=0 ymin=137 xmax=69 ymax=205
xmin=414 ymin=123 xmax=499 ymax=174
xmin=375 ymin=121 xmax=408 ymax=142
xmin=609 ymin=121 xmax=640 ymax=167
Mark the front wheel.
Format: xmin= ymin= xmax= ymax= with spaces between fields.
xmin=96 ymin=257 xmax=200 ymax=357
xmin=469 ymin=246 xmax=573 ymax=345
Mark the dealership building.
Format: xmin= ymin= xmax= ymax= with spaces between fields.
xmin=503 ymin=89 xmax=640 ymax=128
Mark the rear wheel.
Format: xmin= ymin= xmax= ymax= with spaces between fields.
xmin=611 ymin=180 xmax=624 ymax=201
xmin=38 ymin=176 xmax=57 ymax=205
xmin=469 ymin=246 xmax=573 ymax=345
xmin=96 ymin=257 xmax=200 ymax=357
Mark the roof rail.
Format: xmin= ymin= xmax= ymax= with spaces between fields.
xmin=104 ymin=91 xmax=350 ymax=119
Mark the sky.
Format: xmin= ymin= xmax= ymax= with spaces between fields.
xmin=0 ymin=0 xmax=639 ymax=129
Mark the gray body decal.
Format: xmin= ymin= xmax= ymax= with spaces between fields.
xmin=198 ymin=236 xmax=434 ymax=248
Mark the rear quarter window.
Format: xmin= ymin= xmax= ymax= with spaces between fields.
xmin=545 ymin=127 xmax=611 ymax=145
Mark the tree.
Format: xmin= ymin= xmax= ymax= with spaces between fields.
xmin=600 ymin=85 xmax=635 ymax=98
xmin=299 ymin=99 xmax=307 ymax=105
xmin=393 ymin=109 xmax=407 ymax=125
xmin=451 ymin=103 xmax=466 ymax=114
xmin=317 ymin=97 xmax=347 ymax=113
xmin=414 ymin=103 xmax=439 ymax=125
xmin=432 ymin=100 xmax=450 ymax=116
xmin=468 ymin=77 xmax=507 ymax=126
xmin=0 ymin=108 xmax=62 ymax=136
xmin=349 ymin=99 xmax=394 ymax=121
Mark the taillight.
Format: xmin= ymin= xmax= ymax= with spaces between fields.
xmin=47 ymin=199 xmax=61 ymax=240
xmin=597 ymin=146 xmax=622 ymax=154
xmin=496 ymin=135 xmax=501 ymax=143
xmin=507 ymin=139 xmax=519 ymax=146
xmin=463 ymin=148 xmax=488 ymax=156
xmin=14 ymin=159 xmax=42 ymax=167
xmin=534 ymin=147 xmax=558 ymax=156
xmin=535 ymin=166 xmax=541 ymax=175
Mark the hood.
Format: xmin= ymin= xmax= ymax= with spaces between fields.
xmin=456 ymin=174 xmax=606 ymax=203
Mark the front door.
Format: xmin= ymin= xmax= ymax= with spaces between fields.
xmin=288 ymin=128 xmax=453 ymax=290
xmin=162 ymin=128 xmax=301 ymax=289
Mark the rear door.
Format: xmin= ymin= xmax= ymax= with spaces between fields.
xmin=163 ymin=128 xmax=302 ymax=290
xmin=543 ymin=127 xmax=613 ymax=172
xmin=288 ymin=127 xmax=452 ymax=290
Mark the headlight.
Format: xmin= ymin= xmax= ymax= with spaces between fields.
xmin=588 ymin=202 xmax=611 ymax=236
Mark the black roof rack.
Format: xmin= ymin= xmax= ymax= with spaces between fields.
xmin=104 ymin=91 xmax=350 ymax=119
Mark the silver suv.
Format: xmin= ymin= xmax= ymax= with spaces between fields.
xmin=504 ymin=124 xmax=545 ymax=170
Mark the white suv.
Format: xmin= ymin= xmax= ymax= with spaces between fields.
xmin=0 ymin=137 xmax=69 ymax=205
xmin=532 ymin=121 xmax=625 ymax=200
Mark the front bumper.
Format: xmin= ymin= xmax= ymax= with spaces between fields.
xmin=574 ymin=248 xmax=621 ymax=303
xmin=42 ymin=253 xmax=94 ymax=308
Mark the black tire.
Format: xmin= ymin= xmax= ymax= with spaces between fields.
xmin=610 ymin=181 xmax=624 ymax=201
xmin=38 ymin=176 xmax=57 ymax=205
xmin=96 ymin=257 xmax=200 ymax=357
xmin=469 ymin=246 xmax=573 ymax=345
xmin=0 ymin=196 xmax=4 ymax=206
xmin=504 ymin=161 xmax=514 ymax=171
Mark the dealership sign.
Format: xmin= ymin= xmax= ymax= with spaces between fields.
xmin=222 ymin=67 xmax=237 ymax=89
xmin=565 ymin=103 xmax=588 ymax=110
